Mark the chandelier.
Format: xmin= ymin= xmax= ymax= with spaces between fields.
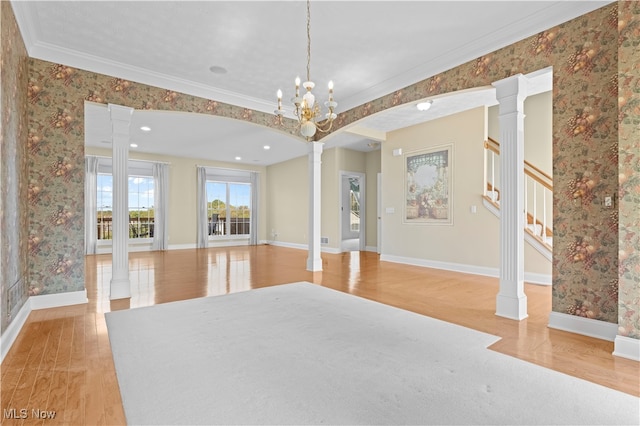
xmin=274 ymin=0 xmax=337 ymax=140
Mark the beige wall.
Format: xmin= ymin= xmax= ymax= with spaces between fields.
xmin=266 ymin=155 xmax=308 ymax=245
xmin=86 ymin=147 xmax=268 ymax=246
xmin=365 ymin=150 xmax=382 ymax=250
xmin=524 ymin=91 xmax=552 ymax=176
xmin=266 ymin=146 xmax=376 ymax=251
xmin=382 ymin=107 xmax=549 ymax=275
xmin=488 ymin=91 xmax=552 ymax=175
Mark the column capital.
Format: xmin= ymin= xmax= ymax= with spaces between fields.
xmin=492 ymin=74 xmax=528 ymax=114
xmin=108 ymin=103 xmax=134 ymax=121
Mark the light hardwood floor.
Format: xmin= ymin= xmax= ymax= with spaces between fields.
xmin=1 ymin=245 xmax=638 ymax=425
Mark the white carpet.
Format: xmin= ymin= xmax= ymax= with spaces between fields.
xmin=106 ymin=282 xmax=639 ymax=425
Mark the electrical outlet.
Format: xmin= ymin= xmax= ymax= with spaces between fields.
xmin=604 ymin=196 xmax=612 ymax=208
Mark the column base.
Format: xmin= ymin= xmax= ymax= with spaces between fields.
xmin=306 ymin=256 xmax=323 ymax=272
xmin=496 ymin=293 xmax=528 ymax=320
xmin=110 ymin=277 xmax=131 ymax=300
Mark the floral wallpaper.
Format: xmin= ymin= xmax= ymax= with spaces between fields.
xmin=17 ymin=2 xmax=639 ymax=340
xmin=27 ymin=60 xmax=300 ymax=297
xmin=1 ymin=2 xmax=29 ymax=334
xmin=329 ymin=4 xmax=626 ymax=327
xmin=617 ymin=1 xmax=639 ymax=340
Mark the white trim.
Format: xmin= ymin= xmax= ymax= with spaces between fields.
xmin=365 ymin=245 xmax=378 ymax=253
xmin=339 ymin=171 xmax=367 ymax=252
xmin=1 ymin=290 xmax=88 ymax=363
xmin=30 ymin=290 xmax=88 ymax=310
xmin=523 ymin=272 xmax=551 ymax=286
xmin=208 ymin=240 xmax=249 ymax=248
xmin=168 ymin=243 xmax=198 ymax=250
xmin=0 ymin=301 xmax=32 ymax=363
xmin=268 ymin=240 xmax=341 ymax=254
xmin=613 ymin=335 xmax=640 ymax=362
xmin=382 ymin=254 xmax=496 ymax=277
xmin=380 ymin=254 xmax=550 ymax=285
xmin=548 ymin=312 xmax=618 ymax=342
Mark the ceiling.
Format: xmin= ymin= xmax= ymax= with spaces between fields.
xmin=12 ymin=1 xmax=610 ymax=166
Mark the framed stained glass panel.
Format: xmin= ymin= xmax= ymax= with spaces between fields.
xmin=404 ymin=144 xmax=453 ymax=225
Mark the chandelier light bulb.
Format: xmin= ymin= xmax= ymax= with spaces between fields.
xmin=303 ymin=91 xmax=316 ymax=109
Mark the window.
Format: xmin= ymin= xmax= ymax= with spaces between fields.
xmin=349 ymin=177 xmax=360 ymax=232
xmin=206 ymin=181 xmax=251 ymax=237
xmin=128 ymin=175 xmax=155 ymax=239
xmin=97 ymin=173 xmax=113 ymax=240
xmin=96 ymin=161 xmax=155 ymax=241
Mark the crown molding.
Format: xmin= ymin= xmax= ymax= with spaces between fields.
xmin=12 ymin=0 xmax=612 ymax=116
xmin=338 ymin=1 xmax=612 ymax=112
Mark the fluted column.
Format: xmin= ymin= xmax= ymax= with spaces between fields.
xmin=307 ymin=141 xmax=323 ymax=271
xmin=108 ymin=104 xmax=134 ymax=300
xmin=492 ymin=75 xmax=527 ymax=320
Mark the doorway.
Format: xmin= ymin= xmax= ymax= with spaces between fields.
xmin=340 ymin=171 xmax=365 ymax=252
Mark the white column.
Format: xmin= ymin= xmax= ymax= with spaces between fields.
xmin=307 ymin=141 xmax=323 ymax=271
xmin=492 ymin=75 xmax=527 ymax=320
xmin=108 ymin=104 xmax=134 ymax=300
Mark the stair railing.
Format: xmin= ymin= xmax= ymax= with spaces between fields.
xmin=483 ymin=137 xmax=553 ymax=249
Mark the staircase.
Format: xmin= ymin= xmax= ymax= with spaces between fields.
xmin=483 ymin=137 xmax=552 ymax=260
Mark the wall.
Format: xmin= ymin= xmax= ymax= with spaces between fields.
xmin=365 ymin=149 xmax=381 ymax=250
xmin=266 ymin=146 xmax=374 ymax=252
xmin=487 ymin=91 xmax=552 ymax=175
xmin=329 ymin=3 xmax=626 ymax=330
xmin=1 ymin=2 xmax=29 ymax=333
xmin=524 ymin=91 xmax=552 ymax=176
xmin=266 ymin=155 xmax=308 ymax=246
xmin=26 ymin=56 xmax=298 ymax=297
xmin=335 ymin=147 xmax=367 ymax=249
xmin=13 ymin=3 xmax=637 ymax=339
xmin=617 ymin=1 xmax=639 ymax=340
xmin=85 ymin=146 xmax=268 ymax=247
xmin=382 ymin=107 xmax=550 ymax=273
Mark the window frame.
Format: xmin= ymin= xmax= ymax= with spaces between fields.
xmin=204 ymin=169 xmax=252 ymax=241
xmin=95 ymin=159 xmax=156 ymax=246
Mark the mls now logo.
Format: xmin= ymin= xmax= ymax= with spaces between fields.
xmin=4 ymin=408 xmax=56 ymax=419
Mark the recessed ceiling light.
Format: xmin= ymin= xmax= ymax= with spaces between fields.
xmin=416 ymin=100 xmax=433 ymax=111
xmin=235 ymin=156 xmax=242 ymax=161
xmin=140 ymin=126 xmax=151 ymax=132
xmin=209 ymin=65 xmax=228 ymax=74
xmin=263 ymin=145 xmax=271 ymax=150
xmin=130 ymin=143 xmax=138 ymax=148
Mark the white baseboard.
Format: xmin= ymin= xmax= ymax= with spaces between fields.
xmin=0 ymin=300 xmax=31 ymax=363
xmin=267 ymin=240 xmax=343 ymax=254
xmin=267 ymin=240 xmax=307 ymax=250
xmin=613 ymin=335 xmax=640 ymax=361
xmin=30 ymin=290 xmax=88 ymax=310
xmin=379 ymin=254 xmax=551 ymax=285
xmin=523 ymin=272 xmax=551 ymax=285
xmin=167 ymin=243 xmax=197 ymax=250
xmin=1 ymin=290 xmax=88 ymax=363
xmin=548 ymin=311 xmax=618 ymax=341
